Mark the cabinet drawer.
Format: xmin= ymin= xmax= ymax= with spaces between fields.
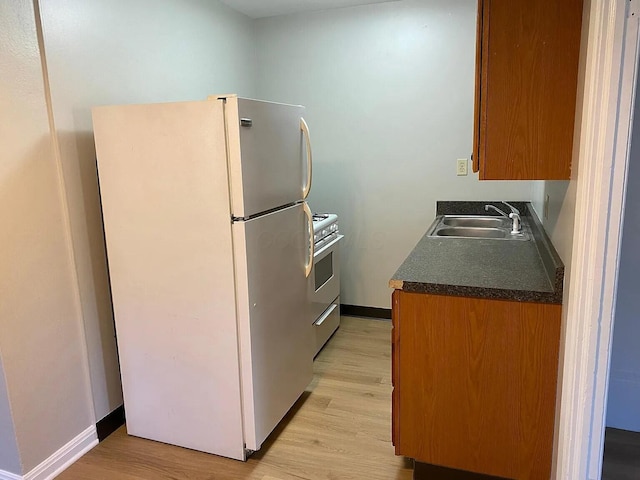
xmin=313 ymin=300 xmax=340 ymax=357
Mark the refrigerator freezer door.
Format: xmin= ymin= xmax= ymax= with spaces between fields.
xmin=232 ymin=203 xmax=314 ymax=451
xmin=224 ymin=97 xmax=308 ymax=218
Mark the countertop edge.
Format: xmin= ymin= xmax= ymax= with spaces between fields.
xmin=400 ymin=281 xmax=562 ymax=304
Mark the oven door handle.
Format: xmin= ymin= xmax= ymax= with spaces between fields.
xmin=304 ymin=202 xmax=314 ymax=278
xmin=301 ymin=117 xmax=312 ymax=199
xmin=314 ymin=234 xmax=343 ymax=258
xmin=315 ymin=303 xmax=339 ymax=326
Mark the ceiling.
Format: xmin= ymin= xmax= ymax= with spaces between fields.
xmin=219 ymin=0 xmax=399 ymax=19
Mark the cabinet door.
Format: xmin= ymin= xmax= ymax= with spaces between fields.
xmin=473 ymin=0 xmax=583 ymax=180
xmin=391 ymin=290 xmax=400 ymax=450
xmin=472 ymin=0 xmax=488 ymax=175
xmin=393 ymin=291 xmax=562 ymax=479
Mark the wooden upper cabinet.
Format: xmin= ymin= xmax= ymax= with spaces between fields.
xmin=473 ymin=0 xmax=583 ymax=180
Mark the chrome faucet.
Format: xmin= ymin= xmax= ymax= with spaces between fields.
xmin=485 ymin=201 xmax=522 ymax=235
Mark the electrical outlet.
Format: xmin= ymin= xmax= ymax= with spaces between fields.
xmin=456 ymin=158 xmax=468 ymax=176
xmin=544 ymin=194 xmax=550 ymax=219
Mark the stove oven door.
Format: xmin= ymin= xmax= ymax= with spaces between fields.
xmin=309 ymin=235 xmax=343 ymax=357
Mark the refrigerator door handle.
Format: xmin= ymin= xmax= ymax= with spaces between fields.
xmin=303 ymin=202 xmax=314 ymax=278
xmin=301 ymin=117 xmax=312 ymax=199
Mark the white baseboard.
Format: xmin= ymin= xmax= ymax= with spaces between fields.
xmin=21 ymin=426 xmax=98 ymax=480
xmin=0 ymin=470 xmax=22 ymax=480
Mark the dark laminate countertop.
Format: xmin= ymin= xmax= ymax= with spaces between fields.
xmin=389 ymin=201 xmax=564 ymax=304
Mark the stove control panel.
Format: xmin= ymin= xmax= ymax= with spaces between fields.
xmin=312 ymin=213 xmax=339 ymax=248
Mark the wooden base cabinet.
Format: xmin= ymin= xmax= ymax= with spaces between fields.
xmin=391 ymin=290 xmax=562 ymax=479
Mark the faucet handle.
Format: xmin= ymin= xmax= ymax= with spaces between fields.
xmin=501 ymin=201 xmax=520 ymax=215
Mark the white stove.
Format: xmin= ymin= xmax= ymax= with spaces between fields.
xmin=310 ymin=213 xmax=342 ymax=357
xmin=312 ymin=213 xmax=339 ymax=249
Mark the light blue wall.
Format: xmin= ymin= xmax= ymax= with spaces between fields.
xmin=606 ymin=68 xmax=640 ymax=431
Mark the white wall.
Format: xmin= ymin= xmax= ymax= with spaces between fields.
xmin=606 ymin=65 xmax=640 ymax=431
xmin=37 ymin=0 xmax=257 ymax=421
xmin=0 ymin=0 xmax=94 ymax=473
xmin=531 ymin=180 xmax=577 ymax=263
xmin=255 ymin=0 xmax=536 ymax=309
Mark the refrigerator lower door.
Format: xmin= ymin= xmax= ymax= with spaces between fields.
xmin=223 ymin=97 xmax=308 ymax=218
xmin=232 ymin=203 xmax=314 ymax=451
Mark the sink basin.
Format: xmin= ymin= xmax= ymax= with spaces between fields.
xmin=436 ymin=227 xmax=507 ymax=239
xmin=442 ymin=216 xmax=504 ymax=228
xmin=427 ymin=215 xmax=531 ymax=241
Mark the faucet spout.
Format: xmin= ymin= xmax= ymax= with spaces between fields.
xmin=485 ymin=203 xmax=523 ymax=235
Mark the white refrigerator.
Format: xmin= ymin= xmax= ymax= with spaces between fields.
xmin=92 ymin=95 xmax=315 ymax=460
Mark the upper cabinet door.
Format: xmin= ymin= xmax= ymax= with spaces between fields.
xmin=473 ymin=0 xmax=583 ymax=180
xmin=223 ymin=96 xmax=307 ymax=218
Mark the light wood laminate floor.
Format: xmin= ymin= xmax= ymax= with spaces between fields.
xmin=58 ymin=317 xmax=413 ymax=480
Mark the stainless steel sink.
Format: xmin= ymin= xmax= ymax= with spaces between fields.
xmin=427 ymin=215 xmax=530 ymax=241
xmin=442 ymin=216 xmax=505 ymax=228
xmin=436 ymin=227 xmax=507 ymax=238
